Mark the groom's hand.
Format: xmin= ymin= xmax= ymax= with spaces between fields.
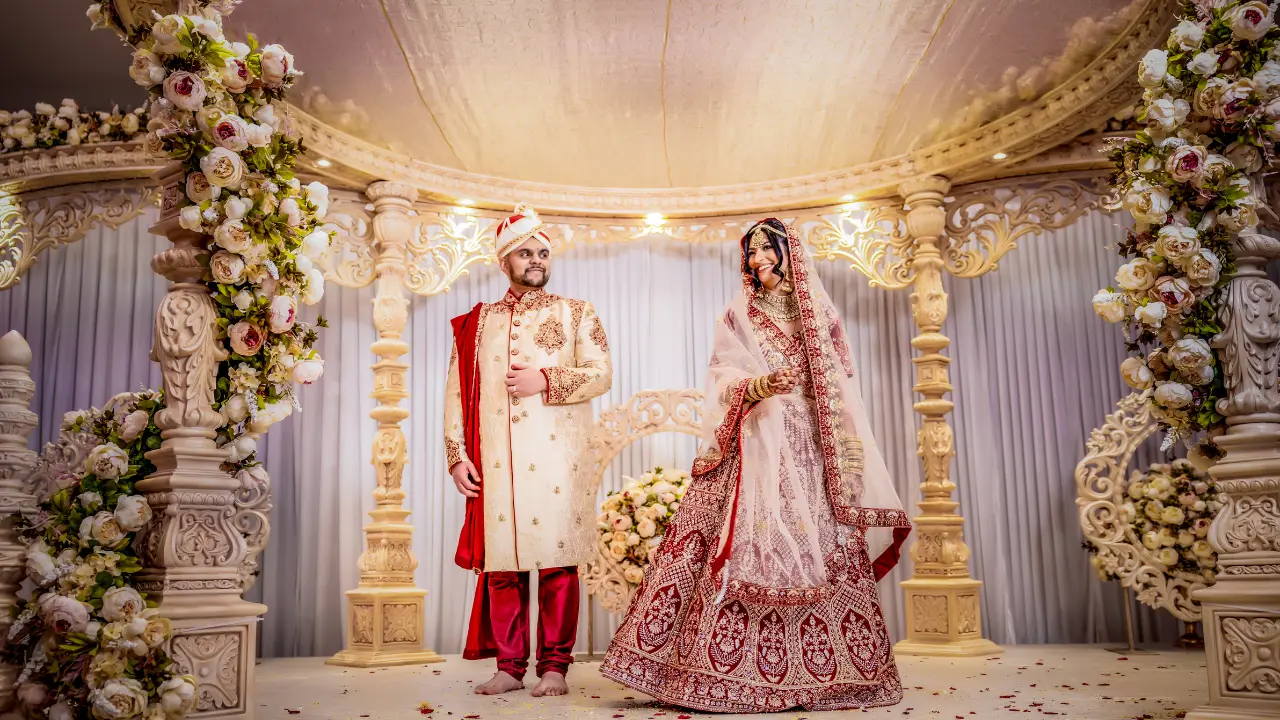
xmin=451 ymin=460 xmax=481 ymax=498
xmin=506 ymin=362 xmax=548 ymax=398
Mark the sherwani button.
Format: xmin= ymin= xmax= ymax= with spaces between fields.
xmin=512 ymin=396 xmax=521 ymax=405
xmin=513 ymin=319 xmax=521 ymax=326
xmin=510 ymin=348 xmax=519 ymax=355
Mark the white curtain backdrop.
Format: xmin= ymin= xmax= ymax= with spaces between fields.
xmin=2 ymin=201 xmax=1188 ymax=659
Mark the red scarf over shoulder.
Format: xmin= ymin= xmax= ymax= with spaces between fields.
xmin=451 ymin=304 xmax=498 ymax=660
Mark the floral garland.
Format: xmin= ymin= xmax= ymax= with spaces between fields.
xmin=1093 ymin=0 xmax=1280 ymax=452
xmin=0 ymin=100 xmax=147 ymax=154
xmin=2 ymin=393 xmax=198 ymax=720
xmin=597 ymin=468 xmax=691 ymax=586
xmin=86 ymin=1 xmax=331 ymax=464
xmin=1087 ymin=459 xmax=1222 ymax=604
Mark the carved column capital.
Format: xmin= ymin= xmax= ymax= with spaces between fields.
xmin=900 ymin=176 xmax=951 ymax=243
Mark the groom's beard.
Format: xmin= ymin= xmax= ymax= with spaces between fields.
xmin=510 ymin=265 xmax=549 ymax=288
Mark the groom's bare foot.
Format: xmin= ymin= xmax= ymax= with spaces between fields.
xmin=473 ymin=671 xmax=523 ymax=695
xmin=531 ymin=671 xmax=568 ymax=697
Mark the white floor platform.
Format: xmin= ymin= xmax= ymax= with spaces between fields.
xmin=255 ymin=645 xmax=1207 ymax=720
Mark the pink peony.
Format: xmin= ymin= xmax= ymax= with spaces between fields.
xmin=228 ymin=322 xmax=265 ymax=356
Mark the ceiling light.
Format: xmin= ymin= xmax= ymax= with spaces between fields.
xmin=840 ymin=194 xmax=855 ymax=202
xmin=992 ymin=152 xmax=1008 ymax=161
xmin=456 ymin=198 xmax=476 ymax=206
xmin=315 ymin=158 xmax=332 ymax=168
xmin=644 ymin=212 xmax=665 ymax=224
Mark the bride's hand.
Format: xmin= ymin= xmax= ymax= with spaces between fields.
xmin=766 ymin=367 xmax=800 ymax=395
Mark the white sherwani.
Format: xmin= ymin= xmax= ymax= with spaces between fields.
xmin=445 ymin=288 xmax=612 ymax=572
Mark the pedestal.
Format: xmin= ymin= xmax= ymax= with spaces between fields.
xmin=0 ymin=331 xmax=38 ymax=711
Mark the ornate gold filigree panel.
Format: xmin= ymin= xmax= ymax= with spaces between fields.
xmin=0 ymin=181 xmax=159 ymax=289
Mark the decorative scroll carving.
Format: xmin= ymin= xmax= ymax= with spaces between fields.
xmin=1221 ymin=618 xmax=1280 ymax=694
xmin=318 ymin=191 xmax=375 ymax=289
xmin=912 ymin=596 xmax=949 ymax=634
xmin=405 ymin=211 xmax=496 ymax=296
xmin=582 ymin=389 xmax=703 ymax=614
xmin=1075 ymin=392 xmax=1207 ymax=621
xmin=0 ymin=182 xmax=159 ymax=289
xmin=232 ymin=468 xmax=272 ymax=592
xmin=944 ymin=174 xmax=1113 ymax=278
xmin=170 ymin=631 xmax=244 ymax=714
xmin=808 ymin=202 xmax=914 ymax=290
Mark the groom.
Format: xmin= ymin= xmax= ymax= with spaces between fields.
xmin=444 ymin=203 xmax=612 ymax=697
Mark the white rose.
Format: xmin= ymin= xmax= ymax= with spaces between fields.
xmin=1123 ymin=181 xmax=1172 ymax=225
xmin=119 ymin=408 xmax=149 ymax=443
xmin=113 ymin=495 xmax=153 ymax=533
xmin=302 ymin=229 xmax=331 ymax=259
xmin=292 ymin=358 xmax=324 ymax=385
xmin=200 ymin=146 xmax=247 ymax=189
xmin=245 ymin=122 xmax=273 ymax=147
xmin=1187 ymin=51 xmax=1220 ymax=77
xmin=1157 ymin=547 xmax=1180 ymax=566
xmin=1138 ymin=49 xmax=1168 ymax=88
xmin=1093 ymin=289 xmax=1127 ymax=323
xmin=223 ymin=394 xmax=250 ymax=424
xmin=303 ymin=267 xmax=326 ymax=305
xmin=214 ymin=219 xmax=252 ymax=253
xmin=1227 ymin=1 xmax=1274 ymax=41
xmin=211 ymin=114 xmax=249 ymax=152
xmin=305 ymin=181 xmax=330 ymax=219
xmin=39 ymin=593 xmax=91 ymax=634
xmin=128 ymin=49 xmax=166 ymax=87
xmin=228 ymin=322 xmax=265 ymax=356
xmin=162 ymin=71 xmax=207 ymax=113
xmin=623 ymin=565 xmax=645 ymax=585
xmin=1116 ymin=257 xmax=1160 ymax=291
xmin=87 ymin=442 xmax=129 ymax=479
xmin=101 ymin=586 xmax=145 ymax=623
xmin=232 ymin=290 xmax=254 ymax=311
xmin=1147 ymin=98 xmax=1190 ymax=131
xmin=220 ymin=58 xmax=251 ymax=93
xmin=1120 ymin=357 xmax=1154 ymax=390
xmin=1155 ymin=381 xmax=1194 ymax=409
xmin=279 ymin=197 xmax=303 ymax=227
xmin=25 ymin=543 xmax=57 ymax=586
xmin=1135 ymin=301 xmax=1169 ymax=327
xmin=179 ymin=205 xmax=204 ymax=233
xmin=260 ymin=44 xmax=295 ymax=86
xmin=1156 ymin=224 xmax=1200 ymax=263
xmin=209 ymin=250 xmax=246 ymax=285
xmin=269 ymin=294 xmax=297 ymax=333
xmin=1172 ymin=19 xmax=1205 ymax=50
xmin=225 ymin=434 xmax=258 ymax=463
xmin=158 ymin=675 xmax=199 ymax=716
xmin=150 ymin=14 xmax=185 ymax=53
xmin=89 ymin=677 xmax=148 ymax=720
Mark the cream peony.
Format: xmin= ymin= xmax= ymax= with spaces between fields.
xmin=1155 ymin=224 xmax=1200 ymax=262
xmin=1169 ymin=337 xmax=1214 ymax=374
xmin=85 ymin=511 xmax=128 ymax=546
xmin=1116 ymin=257 xmax=1160 ymax=291
xmin=25 ymin=542 xmax=57 ymax=586
xmin=235 ymin=464 xmax=270 ymax=491
xmin=224 ymin=195 xmax=248 ymax=220
xmin=303 ymin=267 xmax=326 ymax=305
xmin=1227 ymin=0 xmax=1274 ymax=41
xmin=113 ymin=495 xmax=153 ymax=533
xmin=245 ymin=122 xmax=273 ymax=147
xmin=178 ymin=205 xmax=204 ymax=233
xmin=1123 ymin=181 xmax=1172 ymax=225
xmin=1226 ymin=140 xmax=1264 ymax=174
xmin=268 ymin=294 xmax=297 ymax=333
xmin=228 ymin=322 xmax=265 ymax=356
xmin=89 ymin=677 xmax=149 ymax=720
xmin=222 ymin=394 xmax=250 ymax=424
xmin=277 ymin=197 xmax=302 ymax=227
xmin=1138 ymin=49 xmax=1168 ymax=88
xmin=1218 ymin=80 xmax=1257 ymax=123
xmin=232 ymin=290 xmax=253 ymax=311
xmin=214 ymin=219 xmax=252 ymax=253
xmin=87 ymin=442 xmax=129 ymax=479
xmin=1254 ymin=60 xmax=1280 ymax=94
xmin=1161 ymin=506 xmax=1187 ymax=526
xmin=1220 ymin=205 xmax=1260 ymax=232
xmin=637 ymin=518 xmax=658 ymax=538
xmin=185 ymin=171 xmax=219 ymax=203
xmin=210 ymin=250 xmax=247 ymax=284
xmin=1120 ymin=356 xmax=1154 ymax=390
xmin=623 ymin=565 xmax=645 ymax=585
xmin=138 ymin=612 xmax=172 ymax=650
xmin=225 ymin=434 xmax=257 ymax=463
xmin=1155 ymin=381 xmax=1194 ymax=409
xmin=1165 ymin=145 xmax=1207 ymax=184
xmin=220 ymin=58 xmax=251 ymax=93
xmin=48 ymin=703 xmax=74 ymax=720
xmin=1151 ymin=275 xmax=1195 ymax=313
xmin=292 ymin=358 xmax=324 ymax=385
xmin=260 ymin=44 xmax=295 ymax=86
xmin=158 ymin=675 xmax=198 ymax=716
xmin=101 ymin=586 xmax=145 ymax=623
xmin=162 ymin=71 xmax=207 ymax=112
xmin=1093 ymin=289 xmax=1127 ymax=323
xmin=1192 ymin=540 xmax=1215 ymax=558
xmin=39 ymin=593 xmax=91 ymax=634
xmin=1188 ymin=51 xmax=1220 ymax=77
xmin=200 ymin=146 xmax=247 ymax=188
xmin=302 ymin=229 xmax=331 ymax=259
xmin=119 ymin=408 xmax=149 ymax=443
xmin=128 ymin=49 xmax=166 ymax=87
xmin=1172 ymin=18 xmax=1205 ymax=50
xmin=609 ymin=541 xmax=627 ymax=560
xmin=150 ymin=14 xmax=185 ymax=53
xmin=305 ymin=181 xmax=330 ymax=219
xmin=17 ymin=682 xmax=49 ymax=708
xmin=211 ymin=114 xmax=250 ymax=152
xmin=1184 ymin=248 xmax=1223 ymax=287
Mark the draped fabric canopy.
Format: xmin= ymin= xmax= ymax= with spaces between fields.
xmin=5 ymin=0 xmax=1138 ymax=188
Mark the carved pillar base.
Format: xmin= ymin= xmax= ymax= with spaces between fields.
xmin=327 ymin=587 xmax=444 ymax=668
xmin=1185 ymin=425 xmax=1280 ymax=720
xmin=136 ymin=445 xmax=267 ymax=720
xmin=896 ymin=578 xmax=1002 ymax=656
xmin=0 ymin=330 xmax=38 ymax=711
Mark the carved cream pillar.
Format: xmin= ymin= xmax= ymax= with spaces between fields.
xmin=894 ymin=176 xmax=1002 ymax=657
xmin=1186 ymin=232 xmax=1280 ymax=720
xmin=138 ymin=164 xmax=265 ymax=719
xmin=0 ymin=330 xmax=38 ymax=711
xmin=328 ymin=181 xmax=444 ymax=668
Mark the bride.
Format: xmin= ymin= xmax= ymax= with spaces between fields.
xmin=600 ymin=219 xmax=911 ymax=712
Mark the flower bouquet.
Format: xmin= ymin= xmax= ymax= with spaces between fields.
xmin=0 ymin=99 xmax=147 ymax=153
xmin=1093 ymin=0 xmax=1280 ymax=453
xmin=3 ymin=392 xmax=199 ymax=720
xmin=597 ymin=468 xmax=691 ymax=587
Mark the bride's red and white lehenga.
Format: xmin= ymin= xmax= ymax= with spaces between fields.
xmin=600 ymin=219 xmax=912 ymax=712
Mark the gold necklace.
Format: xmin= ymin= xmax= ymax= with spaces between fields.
xmin=754 ymin=289 xmax=800 ymax=322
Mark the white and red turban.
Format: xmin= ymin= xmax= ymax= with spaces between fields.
xmin=494 ymin=203 xmax=552 ymax=259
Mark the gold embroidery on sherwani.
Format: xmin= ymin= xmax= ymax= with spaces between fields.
xmin=545 ymin=367 xmax=591 ymax=405
xmin=534 ymin=316 xmax=567 ymax=353
xmin=445 ymin=437 xmax=464 ymax=467
xmin=589 ymin=314 xmax=609 ymax=352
